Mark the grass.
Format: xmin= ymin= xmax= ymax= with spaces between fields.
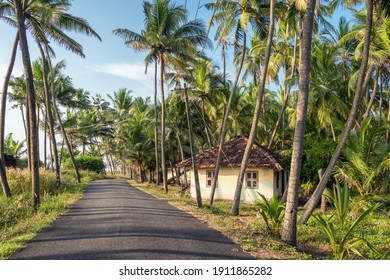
xmin=129 ymin=180 xmax=390 ymax=260
xmin=0 ymin=168 xmax=105 ymax=259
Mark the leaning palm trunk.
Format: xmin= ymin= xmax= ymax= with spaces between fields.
xmin=298 ymin=0 xmax=374 ymax=225
xmin=281 ymin=0 xmax=317 ymax=246
xmin=45 ymin=46 xmax=81 ymax=183
xmin=154 ymin=60 xmax=160 ymax=186
xmin=0 ymin=33 xmax=19 ymax=197
xmin=160 ymin=54 xmax=168 ymax=193
xmin=230 ymin=0 xmax=276 ymax=216
xmin=209 ymin=32 xmax=247 ymax=206
xmin=184 ymin=83 xmax=202 ymax=208
xmin=14 ymin=0 xmax=40 ymax=208
xmin=38 ymin=44 xmax=60 ymax=188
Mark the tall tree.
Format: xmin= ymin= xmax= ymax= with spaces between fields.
xmin=281 ymin=0 xmax=317 ymax=246
xmin=299 ymin=0 xmax=376 ymax=224
xmin=13 ymin=0 xmax=40 ymax=208
xmin=114 ymin=0 xmax=210 ymax=192
xmin=206 ymin=0 xmax=268 ymax=205
xmin=0 ymin=2 xmax=18 ymax=196
xmin=230 ymin=0 xmax=276 ymax=216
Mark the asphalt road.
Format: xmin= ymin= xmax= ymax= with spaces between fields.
xmin=10 ymin=179 xmax=252 ymax=260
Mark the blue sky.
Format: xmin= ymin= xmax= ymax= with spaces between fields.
xmin=0 ymin=0 xmax=214 ymax=144
xmin=0 ymin=0 xmax=353 ymax=150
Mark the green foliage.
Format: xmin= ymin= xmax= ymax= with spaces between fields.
xmin=335 ymin=118 xmax=390 ymax=195
xmin=64 ymin=155 xmax=105 ymax=174
xmin=3 ymin=133 xmax=26 ymax=158
xmin=6 ymin=168 xmax=76 ymax=195
xmin=280 ymin=132 xmax=337 ymax=194
xmin=301 ymin=132 xmax=337 ymax=188
xmin=255 ymin=193 xmax=285 ymax=237
xmin=312 ymin=181 xmax=381 ymax=259
xmin=0 ymin=169 xmax=101 ymax=259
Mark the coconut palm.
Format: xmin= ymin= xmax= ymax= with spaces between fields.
xmin=114 ymin=0 xmax=210 ymax=192
xmin=0 ymin=1 xmax=18 ymax=196
xmin=230 ymin=0 xmax=277 ymax=216
xmin=205 ymin=0 xmax=269 ymax=205
xmin=4 ymin=133 xmax=26 ymax=158
xmin=1 ymin=0 xmax=101 ymax=195
xmin=13 ymin=0 xmax=40 ymax=208
xmin=299 ymin=0 xmax=378 ymax=225
xmin=281 ymin=0 xmax=317 ymax=246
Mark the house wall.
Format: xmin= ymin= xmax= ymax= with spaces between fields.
xmin=189 ymin=167 xmax=276 ymax=204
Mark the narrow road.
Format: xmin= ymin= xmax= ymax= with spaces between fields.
xmin=10 ymin=179 xmax=252 ymax=260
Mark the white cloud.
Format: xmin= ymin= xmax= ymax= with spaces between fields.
xmin=92 ymin=62 xmax=154 ymax=89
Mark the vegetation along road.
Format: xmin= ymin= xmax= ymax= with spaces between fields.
xmin=10 ymin=179 xmax=252 ymax=260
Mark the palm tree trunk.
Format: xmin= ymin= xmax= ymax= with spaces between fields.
xmin=38 ymin=44 xmax=60 ymax=188
xmin=176 ymin=132 xmax=188 ymax=188
xmin=26 ymin=104 xmax=31 ymax=172
xmin=154 ymin=60 xmax=160 ymax=186
xmin=21 ymin=105 xmax=27 ymax=141
xmin=0 ymin=33 xmax=19 ymax=197
xmin=354 ymin=65 xmax=374 ymax=128
xmin=230 ymin=0 xmax=275 ymax=216
xmin=185 ymin=83 xmax=202 ymax=208
xmin=45 ymin=45 xmax=81 ymax=183
xmin=209 ymin=32 xmax=247 ymax=206
xmin=160 ymin=54 xmax=168 ymax=193
xmin=37 ymin=106 xmax=40 ymax=165
xmin=298 ymin=0 xmax=374 ymax=225
xmin=43 ymin=111 xmax=47 ymax=169
xmin=281 ymin=0 xmax=317 ymax=246
xmin=14 ymin=0 xmax=40 ymax=208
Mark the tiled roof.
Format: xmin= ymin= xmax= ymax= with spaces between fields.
xmin=177 ymin=135 xmax=289 ymax=170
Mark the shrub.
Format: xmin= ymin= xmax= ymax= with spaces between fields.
xmin=255 ymin=193 xmax=285 ymax=237
xmin=64 ymin=155 xmax=105 ymax=174
xmin=312 ymin=182 xmax=381 ymax=259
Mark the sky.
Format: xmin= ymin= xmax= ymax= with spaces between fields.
xmin=0 ymin=0 xmax=352 ymax=157
xmin=0 ymin=0 xmax=215 ymax=146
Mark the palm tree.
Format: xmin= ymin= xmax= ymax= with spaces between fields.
xmin=230 ymin=0 xmax=276 ymax=216
xmin=299 ymin=0 xmax=376 ymax=224
xmin=0 ymin=2 xmax=18 ymax=197
xmin=108 ymin=88 xmax=134 ymax=120
xmin=4 ymin=133 xmax=26 ymax=158
xmin=206 ymin=0 xmax=268 ymax=205
xmin=281 ymin=0 xmax=317 ymax=246
xmin=114 ymin=0 xmax=210 ymax=192
xmin=267 ymin=17 xmax=299 ymax=149
xmin=13 ymin=0 xmax=40 ymax=208
xmin=186 ymin=60 xmax=225 ymax=148
xmin=1 ymin=0 xmax=101 ymax=192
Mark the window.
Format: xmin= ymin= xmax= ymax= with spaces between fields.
xmin=246 ymin=171 xmax=258 ymax=189
xmin=206 ymin=170 xmax=217 ymax=188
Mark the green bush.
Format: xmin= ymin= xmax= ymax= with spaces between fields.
xmin=64 ymin=155 xmax=105 ymax=174
xmin=255 ymin=193 xmax=285 ymax=237
xmin=312 ymin=182 xmax=381 ymax=259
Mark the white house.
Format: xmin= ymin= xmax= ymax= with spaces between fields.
xmin=177 ymin=135 xmax=289 ymax=204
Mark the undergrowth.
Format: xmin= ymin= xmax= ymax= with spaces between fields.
xmin=0 ymin=168 xmax=105 ymax=259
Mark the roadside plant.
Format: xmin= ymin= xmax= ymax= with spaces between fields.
xmin=256 ymin=193 xmax=285 ymax=237
xmin=312 ymin=181 xmax=381 ymax=259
